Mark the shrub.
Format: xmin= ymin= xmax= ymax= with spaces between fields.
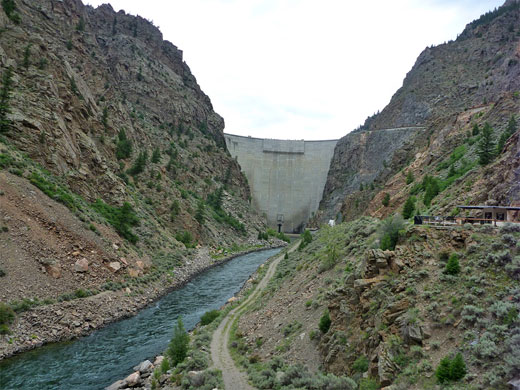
xmin=0 ymin=303 xmax=15 ymax=328
xmin=352 ymin=355 xmax=369 ymax=372
xmin=0 ymin=267 xmax=5 ymax=277
xmin=444 ymin=253 xmax=461 ymax=275
xmin=168 ymin=317 xmax=189 ymax=367
xmin=175 ymin=230 xmax=194 ymax=247
xmin=0 ymin=67 xmax=14 ymax=134
xmin=359 ymin=378 xmax=379 ymax=390
xmin=406 ymin=171 xmax=414 ymax=184
xmin=284 ymin=252 xmax=288 ymax=260
xmin=92 ymin=200 xmax=139 ymax=243
xmin=2 ymin=0 xmax=20 ymax=23
xmin=379 ymin=215 xmax=404 ymax=251
xmin=319 ymin=310 xmax=331 ymax=333
xmin=382 ymin=193 xmax=390 ymax=207
xmin=200 ymin=309 xmax=219 ymax=326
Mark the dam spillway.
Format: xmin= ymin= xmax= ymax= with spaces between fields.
xmin=224 ymin=134 xmax=338 ymax=233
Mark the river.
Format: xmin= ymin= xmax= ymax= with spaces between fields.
xmin=0 ymin=248 xmax=281 ymax=390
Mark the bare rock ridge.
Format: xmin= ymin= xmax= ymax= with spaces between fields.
xmin=318 ymin=0 xmax=520 ymax=222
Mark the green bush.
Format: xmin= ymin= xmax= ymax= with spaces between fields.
xmin=2 ymin=0 xmax=20 ymax=23
xmin=284 ymin=252 xmax=289 ymax=260
xmin=379 ymin=215 xmax=404 ymax=251
xmin=352 ymin=355 xmax=369 ymax=373
xmin=382 ymin=193 xmax=390 ymax=207
xmin=92 ymin=200 xmax=139 ymax=243
xmin=151 ymin=147 xmax=161 ymax=163
xmin=319 ymin=310 xmax=331 ymax=333
xmin=168 ymin=317 xmax=189 ymax=367
xmin=406 ymin=171 xmax=414 ymax=185
xmin=175 ymin=230 xmax=194 ymax=247
xmin=436 ymin=353 xmax=466 ymax=383
xmin=200 ymin=309 xmax=219 ymax=326
xmin=0 ymin=303 xmax=15 ymax=328
xmin=0 ymin=268 xmax=5 ymax=277
xmin=359 ymin=378 xmax=379 ymax=390
xmin=444 ymin=253 xmax=461 ymax=275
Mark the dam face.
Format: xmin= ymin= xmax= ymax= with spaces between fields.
xmin=224 ymin=134 xmax=338 ymax=233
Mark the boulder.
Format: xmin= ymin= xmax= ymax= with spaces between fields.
xmin=227 ymin=296 xmax=237 ymax=303
xmin=46 ymin=264 xmax=61 ymax=278
xmin=74 ymin=258 xmax=89 ymax=273
xmin=153 ymin=355 xmax=164 ymax=367
xmin=107 ymin=261 xmax=121 ymax=273
xmin=124 ymin=371 xmax=141 ymax=387
xmin=128 ymin=268 xmax=140 ymax=278
xmin=105 ymin=379 xmax=125 ymax=390
xmin=508 ymin=378 xmax=520 ymax=390
xmin=133 ymin=359 xmax=153 ymax=373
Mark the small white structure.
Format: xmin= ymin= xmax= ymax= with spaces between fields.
xmin=328 ymin=219 xmax=335 ymax=227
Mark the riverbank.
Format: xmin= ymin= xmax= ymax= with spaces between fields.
xmin=0 ymin=241 xmax=286 ymax=361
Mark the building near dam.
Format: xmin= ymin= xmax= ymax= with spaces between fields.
xmin=224 ymin=134 xmax=338 ymax=233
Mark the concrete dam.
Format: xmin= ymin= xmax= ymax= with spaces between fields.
xmin=224 ymin=134 xmax=338 ymax=233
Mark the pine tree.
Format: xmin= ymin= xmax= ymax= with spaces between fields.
xmin=406 ymin=171 xmax=414 ymax=185
xmin=435 ymin=356 xmax=452 ymax=383
xmin=478 ymin=122 xmax=495 ymax=165
xmin=402 ymin=197 xmax=415 ymax=219
xmin=167 ymin=317 xmax=189 ymax=367
xmin=382 ymin=193 xmax=390 ymax=207
xmin=445 ymin=253 xmax=461 ymax=275
xmin=449 ymin=353 xmax=467 ymax=381
xmin=472 ymin=123 xmax=480 ymax=136
xmin=0 ymin=66 xmax=13 ymax=134
xmin=151 ymin=148 xmax=161 ymax=163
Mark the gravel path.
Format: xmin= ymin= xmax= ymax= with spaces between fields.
xmin=210 ymin=242 xmax=299 ymax=390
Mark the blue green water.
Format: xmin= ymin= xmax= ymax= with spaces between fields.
xmin=0 ymin=248 xmax=281 ymax=390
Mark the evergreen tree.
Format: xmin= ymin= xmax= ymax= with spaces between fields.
xmin=23 ymin=44 xmax=31 ymax=69
xmin=151 ymin=147 xmax=161 ymax=163
xmin=497 ymin=115 xmax=517 ymax=154
xmin=402 ymin=197 xmax=416 ymax=219
xmin=472 ymin=123 xmax=480 ymax=136
xmin=445 ymin=253 xmax=461 ymax=275
xmin=0 ymin=66 xmax=13 ymax=134
xmin=115 ymin=129 xmax=132 ymax=159
xmin=478 ymin=122 xmax=495 ymax=165
xmin=128 ymin=151 xmax=147 ymax=176
xmin=449 ymin=353 xmax=467 ymax=381
xmin=167 ymin=317 xmax=189 ymax=367
xmin=406 ymin=170 xmax=414 ymax=185
xmin=195 ymin=200 xmax=205 ymax=225
xmin=435 ymin=356 xmax=452 ymax=383
xmin=319 ymin=310 xmax=331 ymax=333
xmin=382 ymin=193 xmax=390 ymax=207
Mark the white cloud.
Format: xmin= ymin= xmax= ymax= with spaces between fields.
xmin=86 ymin=0 xmax=503 ymax=140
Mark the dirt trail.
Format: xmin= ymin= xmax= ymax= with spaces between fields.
xmin=210 ymin=242 xmax=300 ymax=390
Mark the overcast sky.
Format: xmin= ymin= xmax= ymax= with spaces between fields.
xmin=87 ymin=0 xmax=503 ymax=140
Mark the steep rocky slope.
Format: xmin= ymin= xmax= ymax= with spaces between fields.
xmin=319 ymin=0 xmax=520 ymax=223
xmin=0 ymin=0 xmax=275 ymax=357
xmin=232 ymin=220 xmax=520 ymax=390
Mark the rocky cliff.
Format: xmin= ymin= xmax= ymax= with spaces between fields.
xmin=0 ymin=0 xmax=275 ymax=357
xmin=319 ymin=0 xmax=520 ymax=223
